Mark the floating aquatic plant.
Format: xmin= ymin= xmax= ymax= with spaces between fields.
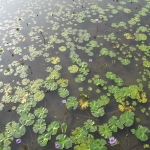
xmin=68 ymin=65 xmax=79 ymax=73
xmin=78 ymin=99 xmax=89 ymax=110
xmin=55 ymin=134 xmax=72 ymax=149
xmin=33 ymin=119 xmax=46 ymax=134
xmin=50 ymin=57 xmax=60 ymax=64
xmin=34 ymin=107 xmax=48 ymax=119
xmin=98 ymin=124 xmax=112 ymax=139
xmin=66 ymin=96 xmax=78 ymax=110
xmin=58 ymin=88 xmax=69 ymax=98
xmin=34 ymin=90 xmax=45 ymax=102
xmin=131 ymin=125 xmax=150 ymax=141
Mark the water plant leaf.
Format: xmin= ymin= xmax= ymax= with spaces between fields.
xmin=98 ymin=95 xmax=110 ymax=106
xmin=34 ymin=107 xmax=48 ymax=119
xmin=108 ymin=116 xmax=118 ymax=132
xmin=33 ymin=119 xmax=46 ymax=134
xmin=56 ymin=134 xmax=72 ymax=149
xmin=37 ymin=132 xmax=51 ymax=147
xmin=84 ymin=119 xmax=97 ymax=132
xmin=89 ymin=41 xmax=98 ymax=47
xmin=89 ymin=139 xmax=107 ymax=150
xmin=98 ymin=123 xmax=112 ymax=139
xmin=135 ymin=33 xmax=147 ymax=41
xmin=114 ymin=78 xmax=123 ymax=86
xmin=116 ymin=120 xmax=124 ymax=130
xmin=68 ymin=65 xmax=79 ymax=73
xmin=120 ymin=112 xmax=135 ymax=127
xmin=61 ymin=123 xmax=67 ymax=133
xmin=75 ymin=74 xmax=86 ymax=83
xmin=100 ymin=48 xmax=108 ymax=55
xmin=16 ymin=103 xmax=31 ymax=115
xmin=57 ymin=78 xmax=68 ymax=87
xmin=66 ymin=96 xmax=78 ymax=110
xmin=58 ymin=87 xmax=69 ymax=98
xmin=5 ymin=121 xmax=26 ymax=138
xmin=120 ymin=58 xmax=130 ymax=65
xmin=78 ymin=99 xmax=89 ymax=110
xmin=106 ymin=72 xmax=116 ymax=80
xmin=79 ymin=67 xmax=89 ymax=75
xmin=94 ymin=79 xmax=106 ymax=86
xmin=59 ymin=46 xmax=66 ymax=52
xmin=0 ymin=132 xmax=13 ymax=147
xmin=47 ymin=121 xmax=60 ymax=135
xmin=19 ymin=113 xmax=35 ymax=126
xmin=118 ymin=102 xmax=132 ymax=112
xmin=34 ymin=90 xmax=45 ymax=102
xmin=50 ymin=57 xmax=60 ymax=64
xmin=71 ymin=127 xmax=88 ymax=144
xmin=49 ymin=70 xmax=60 ymax=79
xmin=90 ymin=101 xmax=105 ymax=117
xmin=131 ymin=125 xmax=150 ymax=141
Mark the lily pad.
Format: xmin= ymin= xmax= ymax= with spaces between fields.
xmin=33 ymin=119 xmax=46 ymax=134
xmin=34 ymin=90 xmax=45 ymax=102
xmin=66 ymin=96 xmax=78 ymax=110
xmin=47 ymin=121 xmax=60 ymax=135
xmin=58 ymin=88 xmax=69 ymax=98
xmin=120 ymin=112 xmax=135 ymax=127
xmin=34 ymin=107 xmax=48 ymax=119
xmin=55 ymin=134 xmax=72 ymax=149
xmin=98 ymin=124 xmax=112 ymax=139
xmin=37 ymin=132 xmax=51 ymax=147
xmin=131 ymin=125 xmax=150 ymax=141
xmin=68 ymin=65 xmax=79 ymax=73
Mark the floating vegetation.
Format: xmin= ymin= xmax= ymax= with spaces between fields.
xmin=0 ymin=0 xmax=150 ymax=149
xmin=78 ymin=99 xmax=89 ymax=110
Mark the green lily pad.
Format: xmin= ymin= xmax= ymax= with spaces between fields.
xmin=5 ymin=121 xmax=26 ymax=138
xmin=37 ymin=132 xmax=51 ymax=147
xmin=19 ymin=113 xmax=35 ymax=126
xmin=61 ymin=123 xmax=67 ymax=133
xmin=47 ymin=121 xmax=60 ymax=135
xmin=34 ymin=90 xmax=45 ymax=102
xmin=66 ymin=96 xmax=78 ymax=110
xmin=68 ymin=65 xmax=79 ymax=73
xmin=71 ymin=127 xmax=88 ymax=144
xmin=56 ymin=134 xmax=72 ymax=149
xmin=84 ymin=119 xmax=97 ymax=132
xmin=135 ymin=33 xmax=147 ymax=41
xmin=90 ymin=101 xmax=105 ymax=117
xmin=58 ymin=87 xmax=69 ymax=98
xmin=106 ymin=72 xmax=116 ymax=80
xmin=98 ymin=124 xmax=112 ymax=139
xmin=120 ymin=112 xmax=135 ymax=127
xmin=59 ymin=46 xmax=66 ymax=52
xmin=94 ymin=79 xmax=106 ymax=86
xmin=34 ymin=107 xmax=48 ymax=119
xmin=114 ymin=78 xmax=123 ymax=86
xmin=0 ymin=132 xmax=13 ymax=147
xmin=75 ymin=74 xmax=86 ymax=83
xmin=120 ymin=58 xmax=130 ymax=65
xmin=33 ymin=119 xmax=46 ymax=134
xmin=131 ymin=125 xmax=150 ymax=141
xmin=98 ymin=95 xmax=110 ymax=106
xmin=108 ymin=116 xmax=118 ymax=132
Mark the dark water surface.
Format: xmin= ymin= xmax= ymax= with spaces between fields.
xmin=0 ymin=0 xmax=150 ymax=150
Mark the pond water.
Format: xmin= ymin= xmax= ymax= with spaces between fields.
xmin=0 ymin=0 xmax=150 ymax=150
